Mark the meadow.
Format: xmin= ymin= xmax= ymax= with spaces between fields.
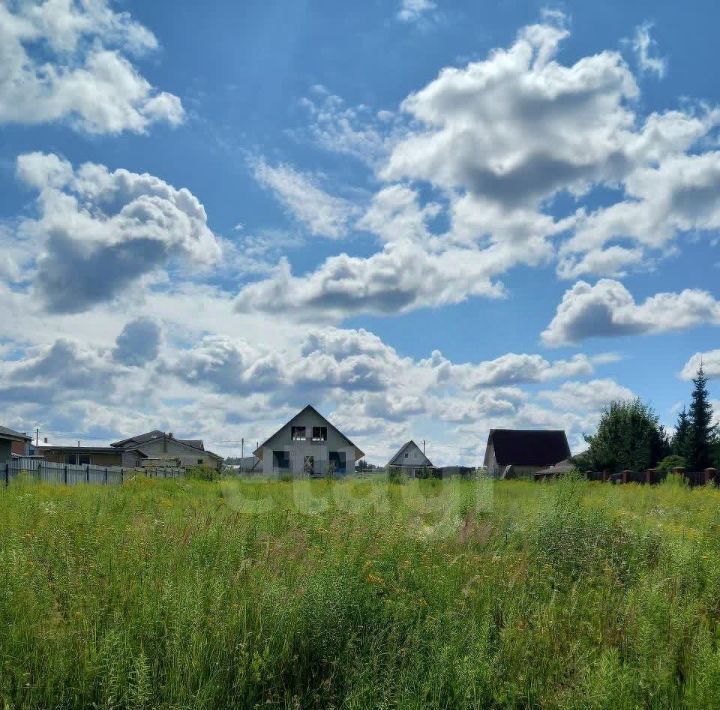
xmin=2 ymin=474 xmax=720 ymax=709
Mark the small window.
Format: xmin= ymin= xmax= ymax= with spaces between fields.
xmin=312 ymin=426 xmax=327 ymax=442
xmin=404 ymin=452 xmax=409 ymax=458
xmin=291 ymin=426 xmax=306 ymax=441
xmin=66 ymin=454 xmax=91 ymax=465
xmin=198 ymin=458 xmax=203 ymax=464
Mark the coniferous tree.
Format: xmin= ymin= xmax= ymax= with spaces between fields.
xmin=686 ymin=364 xmax=716 ymax=471
xmin=672 ymin=406 xmax=691 ymax=460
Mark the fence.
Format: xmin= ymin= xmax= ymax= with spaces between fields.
xmin=3 ymin=457 xmax=184 ymax=487
xmin=536 ymin=466 xmax=718 ymax=487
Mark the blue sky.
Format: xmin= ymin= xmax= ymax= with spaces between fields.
xmin=1 ymin=0 xmax=720 ymax=464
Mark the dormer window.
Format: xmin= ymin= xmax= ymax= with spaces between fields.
xmin=312 ymin=426 xmax=327 ymax=442
xmin=291 ymin=426 xmax=306 ymax=441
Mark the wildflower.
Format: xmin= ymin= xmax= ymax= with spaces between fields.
xmin=366 ymin=573 xmax=384 ymax=586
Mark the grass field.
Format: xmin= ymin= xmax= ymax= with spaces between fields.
xmin=2 ymin=474 xmax=720 ymax=708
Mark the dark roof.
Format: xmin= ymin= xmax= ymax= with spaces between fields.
xmin=39 ymin=446 xmax=121 ymax=454
xmin=110 ymin=430 xmax=165 ymax=447
xmin=111 ymin=431 xmax=210 ymax=455
xmin=0 ymin=425 xmax=31 ymax=441
xmin=485 ymin=429 xmax=570 ymax=467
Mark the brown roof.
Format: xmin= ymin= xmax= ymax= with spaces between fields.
xmin=485 ymin=429 xmax=570 ymax=467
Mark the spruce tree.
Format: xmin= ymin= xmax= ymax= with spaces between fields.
xmin=686 ymin=364 xmax=716 ymax=471
xmin=672 ymin=406 xmax=690 ymax=460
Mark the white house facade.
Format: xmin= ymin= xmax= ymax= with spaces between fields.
xmin=254 ymin=405 xmax=364 ymax=476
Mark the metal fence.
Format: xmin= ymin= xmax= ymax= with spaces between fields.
xmin=3 ymin=457 xmax=184 ymax=487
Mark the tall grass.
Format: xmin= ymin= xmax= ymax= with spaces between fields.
xmin=2 ymin=475 xmax=720 ymax=708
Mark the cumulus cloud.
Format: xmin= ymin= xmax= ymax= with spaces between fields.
xmin=543 ymin=279 xmax=720 ymax=346
xmin=681 ymin=350 xmax=720 ymax=380
xmin=241 ymin=15 xmax=720 ymax=320
xmin=0 ymin=0 xmax=183 ymax=133
xmin=252 ymin=158 xmax=358 ymax=238
xmin=113 ymin=318 xmax=161 ymax=366
xmin=538 ymin=379 xmax=635 ymax=411
xmin=16 ymin=152 xmax=221 ymax=313
xmin=235 ymin=244 xmax=503 ymax=321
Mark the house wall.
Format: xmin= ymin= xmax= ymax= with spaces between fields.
xmin=135 ymin=438 xmax=218 ymax=468
xmin=393 ymin=443 xmax=428 ymax=468
xmin=11 ymin=440 xmax=29 ymax=456
xmin=260 ymin=409 xmax=355 ymax=476
xmin=41 ymin=450 xmax=123 ymax=466
xmin=0 ymin=439 xmax=11 ymax=463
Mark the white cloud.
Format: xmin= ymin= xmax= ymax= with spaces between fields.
xmin=0 ymin=0 xmax=183 ymax=134
xmin=543 ymin=279 xmax=720 ymax=346
xmin=252 ymin=158 xmax=358 ymax=239
xmin=235 ymin=243 xmax=504 ymax=321
xmin=16 ymin=152 xmax=221 ymax=313
xmin=631 ymin=22 xmax=667 ymax=78
xmin=397 ymin=0 xmax=437 ymax=23
xmin=681 ymin=350 xmax=720 ymax=380
xmin=538 ymin=379 xmax=635 ymax=411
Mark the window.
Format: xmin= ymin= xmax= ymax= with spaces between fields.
xmin=273 ymin=451 xmax=290 ymax=469
xmin=312 ymin=426 xmax=327 ymax=442
xmin=329 ymin=451 xmax=346 ymax=474
xmin=66 ymin=454 xmax=91 ymax=465
xmin=291 ymin=426 xmax=306 ymax=441
xmin=304 ymin=455 xmax=314 ymax=475
xmin=404 ymin=452 xmax=409 ymax=458
xmin=197 ymin=458 xmax=204 ymax=464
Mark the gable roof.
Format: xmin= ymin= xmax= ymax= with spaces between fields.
xmin=110 ymin=430 xmax=221 ymax=461
xmin=0 ymin=426 xmax=31 ymax=442
xmin=111 ymin=430 xmax=165 ymax=448
xmin=254 ymin=404 xmax=365 ymax=461
xmin=387 ymin=440 xmax=433 ymax=468
xmin=484 ymin=429 xmax=570 ymax=468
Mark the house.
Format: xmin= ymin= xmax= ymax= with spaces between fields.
xmin=110 ymin=430 xmax=223 ymax=470
xmin=39 ymin=445 xmax=125 ymax=466
xmin=387 ymin=440 xmax=434 ymax=477
xmin=254 ymin=405 xmax=364 ymax=476
xmin=0 ymin=426 xmax=32 ymax=463
xmin=483 ymin=429 xmax=570 ymax=478
xmin=39 ymin=430 xmax=223 ymax=469
xmin=533 ymin=459 xmax=576 ymax=480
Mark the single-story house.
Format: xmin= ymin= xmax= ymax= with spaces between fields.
xmin=111 ymin=430 xmax=223 ymax=470
xmin=387 ymin=440 xmax=434 ymax=477
xmin=0 ymin=426 xmax=32 ymax=463
xmin=483 ymin=429 xmax=571 ymax=478
xmin=39 ymin=445 xmax=125 ymax=466
xmin=533 ymin=459 xmax=577 ymax=479
xmin=254 ymin=405 xmax=364 ymax=476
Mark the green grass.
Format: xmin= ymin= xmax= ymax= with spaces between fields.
xmin=3 ymin=474 xmax=720 ymax=708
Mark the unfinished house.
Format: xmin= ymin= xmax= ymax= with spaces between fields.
xmin=110 ymin=430 xmax=223 ymax=470
xmin=387 ymin=440 xmax=434 ymax=477
xmin=254 ymin=405 xmax=364 ymax=477
xmin=483 ymin=429 xmax=570 ymax=478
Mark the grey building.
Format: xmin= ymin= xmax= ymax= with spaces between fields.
xmin=110 ymin=430 xmax=223 ymax=470
xmin=387 ymin=440 xmax=434 ymax=477
xmin=0 ymin=426 xmax=31 ymax=463
xmin=254 ymin=405 xmax=364 ymax=476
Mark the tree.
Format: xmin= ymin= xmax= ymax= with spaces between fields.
xmin=672 ymin=406 xmax=691 ymax=459
xmin=581 ymin=399 xmax=669 ymax=473
xmin=686 ymin=364 xmax=716 ymax=471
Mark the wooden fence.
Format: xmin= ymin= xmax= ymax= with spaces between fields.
xmin=536 ymin=466 xmax=717 ymax=487
xmin=3 ymin=457 xmax=184 ymax=487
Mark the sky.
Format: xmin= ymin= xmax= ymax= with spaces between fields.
xmin=2 ymin=0 xmax=720 ymax=466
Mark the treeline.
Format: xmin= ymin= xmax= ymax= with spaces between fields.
xmin=576 ymin=365 xmax=718 ymax=474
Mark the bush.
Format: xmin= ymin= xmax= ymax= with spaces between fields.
xmin=185 ymin=464 xmax=220 ymax=481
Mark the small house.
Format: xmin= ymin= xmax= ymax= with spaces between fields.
xmin=0 ymin=426 xmax=31 ymax=463
xmin=387 ymin=440 xmax=434 ymax=477
xmin=483 ymin=429 xmax=570 ymax=478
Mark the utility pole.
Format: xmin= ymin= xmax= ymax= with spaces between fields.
xmin=241 ymin=437 xmax=244 ymax=460
xmin=423 ymin=440 xmax=426 ymax=455
xmin=77 ymin=440 xmax=81 ymax=466
xmin=35 ymin=428 xmax=39 ymax=447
